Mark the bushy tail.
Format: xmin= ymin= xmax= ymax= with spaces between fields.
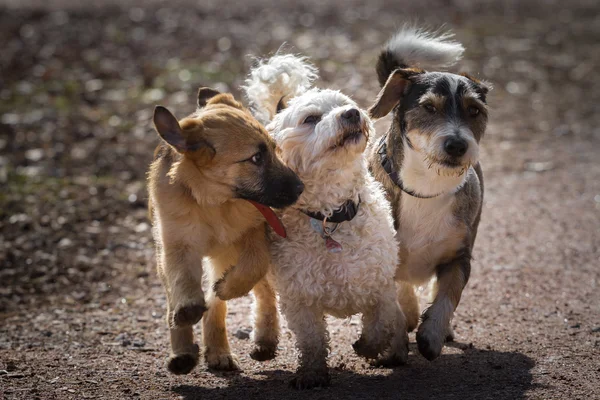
xmin=244 ymin=54 xmax=318 ymax=124
xmin=376 ymin=26 xmax=465 ymax=86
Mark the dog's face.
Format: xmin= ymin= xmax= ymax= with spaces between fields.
xmin=268 ymin=88 xmax=372 ymax=177
xmin=153 ymin=88 xmax=304 ymax=208
xmin=370 ymin=69 xmax=489 ymax=175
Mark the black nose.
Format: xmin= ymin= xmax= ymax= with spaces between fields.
xmin=294 ymin=181 xmax=305 ymax=197
xmin=444 ymin=137 xmax=468 ymax=158
xmin=341 ymin=108 xmax=360 ymax=124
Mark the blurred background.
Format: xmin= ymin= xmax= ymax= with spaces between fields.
xmin=1 ymin=1 xmax=599 ymax=399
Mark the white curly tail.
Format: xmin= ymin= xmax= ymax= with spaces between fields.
xmin=377 ymin=26 xmax=465 ymax=85
xmin=244 ymin=54 xmax=318 ymax=124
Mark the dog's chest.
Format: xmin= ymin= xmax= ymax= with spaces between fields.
xmin=396 ymin=194 xmax=463 ymax=284
xmin=270 ymin=204 xmax=397 ymax=313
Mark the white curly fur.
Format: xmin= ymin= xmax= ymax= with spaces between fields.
xmin=245 ymin=55 xmax=408 ymax=386
xmin=244 ymin=54 xmax=318 ymax=125
xmin=386 ymin=25 xmax=464 ymax=69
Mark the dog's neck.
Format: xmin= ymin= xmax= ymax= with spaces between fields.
xmin=295 ymin=156 xmax=366 ymax=215
xmin=394 ymin=136 xmax=468 ymax=199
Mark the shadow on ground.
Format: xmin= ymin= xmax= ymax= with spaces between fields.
xmin=173 ymin=347 xmax=536 ymax=400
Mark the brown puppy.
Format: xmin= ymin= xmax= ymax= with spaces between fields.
xmin=148 ymin=88 xmax=303 ymax=374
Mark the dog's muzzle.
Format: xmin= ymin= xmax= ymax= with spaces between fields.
xmin=334 ymin=108 xmax=367 ymax=148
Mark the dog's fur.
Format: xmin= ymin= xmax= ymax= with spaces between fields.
xmin=245 ymin=56 xmax=407 ymax=389
xmin=367 ymin=27 xmax=489 ymax=361
xmin=148 ymin=88 xmax=303 ymax=374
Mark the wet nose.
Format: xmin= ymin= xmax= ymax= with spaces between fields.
xmin=341 ymin=108 xmax=360 ymax=124
xmin=444 ymin=137 xmax=468 ymax=158
xmin=294 ymin=181 xmax=305 ymax=197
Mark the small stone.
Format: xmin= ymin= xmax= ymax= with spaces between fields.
xmin=233 ymin=328 xmax=251 ymax=340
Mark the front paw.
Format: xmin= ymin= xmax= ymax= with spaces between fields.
xmin=167 ymin=344 xmax=200 ymax=375
xmin=416 ymin=319 xmax=445 ymax=361
xmin=290 ymin=369 xmax=330 ymax=389
xmin=250 ymin=341 xmax=277 ymax=361
xmin=171 ymin=302 xmax=207 ymax=328
xmin=205 ymin=349 xmax=241 ymax=371
xmin=213 ymin=270 xmax=253 ymax=301
xmin=352 ymin=336 xmax=381 ymax=359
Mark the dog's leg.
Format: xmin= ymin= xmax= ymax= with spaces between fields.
xmin=214 ymin=225 xmax=270 ymax=300
xmin=397 ymin=281 xmax=420 ymax=332
xmin=417 ymin=254 xmax=471 ymax=361
xmin=250 ymin=278 xmax=279 ymax=361
xmin=160 ymin=282 xmax=200 ymax=374
xmin=202 ymin=289 xmax=240 ymax=371
xmin=283 ymin=302 xmax=330 ymax=389
xmin=167 ymin=325 xmax=200 ymax=374
xmin=354 ymin=286 xmax=408 ymax=365
xmin=160 ymin=241 xmax=206 ymax=329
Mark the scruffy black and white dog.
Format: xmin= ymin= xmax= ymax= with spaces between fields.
xmin=245 ymin=55 xmax=408 ymax=389
xmin=368 ymin=27 xmax=489 ymax=361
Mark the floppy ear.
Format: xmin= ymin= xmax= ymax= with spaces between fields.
xmin=153 ymin=106 xmax=187 ymax=152
xmin=369 ymin=68 xmax=423 ymax=119
xmin=197 ymin=87 xmax=221 ymax=108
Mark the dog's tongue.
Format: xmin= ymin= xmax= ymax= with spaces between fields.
xmin=247 ymin=200 xmax=287 ymax=238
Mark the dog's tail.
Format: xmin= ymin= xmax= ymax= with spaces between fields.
xmin=244 ymin=54 xmax=318 ymax=124
xmin=376 ymin=26 xmax=465 ymax=86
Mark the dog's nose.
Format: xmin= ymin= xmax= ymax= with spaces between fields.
xmin=294 ymin=181 xmax=305 ymax=197
xmin=341 ymin=108 xmax=360 ymax=124
xmin=444 ymin=137 xmax=468 ymax=158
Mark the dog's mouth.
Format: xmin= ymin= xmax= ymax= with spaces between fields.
xmin=330 ymin=130 xmax=365 ymax=150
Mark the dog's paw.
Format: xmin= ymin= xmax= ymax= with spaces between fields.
xmin=171 ymin=302 xmax=207 ymax=328
xmin=374 ymin=332 xmax=409 ymax=367
xmin=205 ymin=350 xmax=241 ymax=371
xmin=213 ymin=271 xmax=253 ymax=301
xmin=416 ymin=321 xmax=445 ymax=361
xmin=250 ymin=342 xmax=277 ymax=361
xmin=167 ymin=345 xmax=200 ymax=375
xmin=290 ymin=369 xmax=330 ymax=390
xmin=352 ymin=336 xmax=381 ymax=359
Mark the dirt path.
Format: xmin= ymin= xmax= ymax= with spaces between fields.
xmin=1 ymin=1 xmax=599 ymax=399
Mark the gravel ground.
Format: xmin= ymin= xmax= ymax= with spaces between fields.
xmin=1 ymin=0 xmax=599 ymax=399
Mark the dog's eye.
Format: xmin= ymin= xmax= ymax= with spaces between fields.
xmin=422 ymin=103 xmax=436 ymax=113
xmin=250 ymin=152 xmax=263 ymax=166
xmin=303 ymin=115 xmax=322 ymax=125
xmin=467 ymin=106 xmax=480 ymax=117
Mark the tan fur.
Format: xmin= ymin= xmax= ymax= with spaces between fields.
xmin=149 ymin=91 xmax=295 ymax=374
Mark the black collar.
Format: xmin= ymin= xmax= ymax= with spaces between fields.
xmin=300 ymin=196 xmax=361 ymax=223
xmin=377 ymin=135 xmax=442 ymax=199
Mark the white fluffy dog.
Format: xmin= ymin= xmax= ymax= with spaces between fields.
xmin=244 ymin=55 xmax=408 ymax=389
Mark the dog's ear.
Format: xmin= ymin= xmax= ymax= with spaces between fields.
xmin=206 ymin=92 xmax=244 ymax=110
xmin=197 ymin=87 xmax=221 ymax=108
xmin=369 ymin=68 xmax=423 ymax=119
xmin=153 ymin=106 xmax=187 ymax=152
xmin=460 ymin=73 xmax=492 ymax=103
xmin=153 ymin=106 xmax=216 ymax=162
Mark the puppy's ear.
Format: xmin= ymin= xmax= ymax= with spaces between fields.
xmin=369 ymin=68 xmax=423 ymax=119
xmin=460 ymin=73 xmax=492 ymax=103
xmin=153 ymin=106 xmax=216 ymax=163
xmin=153 ymin=106 xmax=187 ymax=152
xmin=206 ymin=92 xmax=244 ymax=110
xmin=197 ymin=87 xmax=221 ymax=108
